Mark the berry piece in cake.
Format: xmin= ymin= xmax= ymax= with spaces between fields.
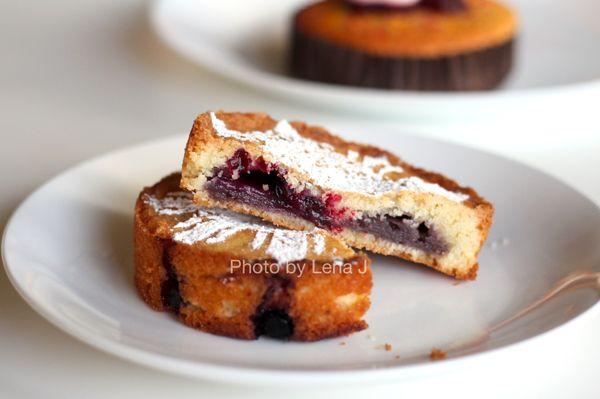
xmin=254 ymin=309 xmax=295 ymax=339
xmin=181 ymin=112 xmax=494 ymax=279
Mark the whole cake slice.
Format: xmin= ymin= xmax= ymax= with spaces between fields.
xmin=291 ymin=0 xmax=517 ymax=91
xmin=181 ymin=112 xmax=494 ymax=279
xmin=135 ymin=173 xmax=372 ymax=341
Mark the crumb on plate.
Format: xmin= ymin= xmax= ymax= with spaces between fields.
xmin=430 ymin=348 xmax=447 ymax=361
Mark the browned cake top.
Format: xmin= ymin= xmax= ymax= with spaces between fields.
xmin=294 ymin=0 xmax=517 ymax=57
xmin=136 ymin=173 xmax=357 ymax=262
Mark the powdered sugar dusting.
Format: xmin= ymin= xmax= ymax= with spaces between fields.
xmin=210 ymin=112 xmax=468 ymax=202
xmin=144 ymin=192 xmax=329 ymax=264
xmin=266 ymin=231 xmax=308 ymax=265
xmin=312 ymin=233 xmax=325 ymax=255
xmin=143 ymin=191 xmax=198 ymax=215
xmin=251 ymin=230 xmax=269 ymax=250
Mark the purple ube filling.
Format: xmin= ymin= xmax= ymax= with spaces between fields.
xmin=205 ymin=149 xmax=448 ymax=255
xmin=347 ymin=215 xmax=448 ymax=254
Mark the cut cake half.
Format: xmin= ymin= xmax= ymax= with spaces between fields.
xmin=181 ymin=111 xmax=493 ymax=279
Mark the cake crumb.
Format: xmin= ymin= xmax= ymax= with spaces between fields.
xmin=429 ymin=348 xmax=447 ymax=361
xmin=376 ymin=343 xmax=392 ymax=351
xmin=395 ymin=355 xmax=400 ymax=360
xmin=367 ymin=334 xmax=376 ymax=341
xmin=339 ymin=341 xmax=347 ymax=346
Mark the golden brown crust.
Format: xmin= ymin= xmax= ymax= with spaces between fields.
xmin=134 ymin=212 xmax=168 ymax=311
xmin=294 ymin=0 xmax=517 ymax=58
xmin=134 ymin=173 xmax=372 ymax=340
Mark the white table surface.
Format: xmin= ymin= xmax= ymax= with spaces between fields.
xmin=1 ymin=1 xmax=599 ymax=398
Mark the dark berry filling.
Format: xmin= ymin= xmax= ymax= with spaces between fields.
xmin=205 ymin=149 xmax=348 ymax=231
xmin=206 ymin=149 xmax=448 ymax=255
xmin=347 ymin=0 xmax=466 ymax=12
xmin=346 ymin=214 xmax=448 ymax=254
xmin=253 ymin=309 xmax=295 ymax=339
xmin=160 ymin=246 xmax=183 ymax=312
xmin=252 ymin=276 xmax=294 ymax=339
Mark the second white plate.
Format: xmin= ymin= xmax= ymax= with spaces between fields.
xmin=151 ymin=0 xmax=600 ymax=119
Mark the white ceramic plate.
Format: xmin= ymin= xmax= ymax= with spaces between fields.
xmin=150 ymin=0 xmax=600 ymax=119
xmin=3 ymin=127 xmax=600 ymax=385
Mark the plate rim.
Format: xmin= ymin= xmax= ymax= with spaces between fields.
xmin=3 ymin=133 xmax=600 ymax=386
